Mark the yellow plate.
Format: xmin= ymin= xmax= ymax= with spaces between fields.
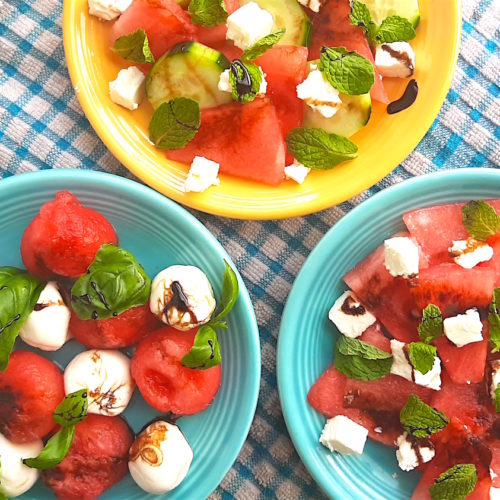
xmin=63 ymin=0 xmax=461 ymax=219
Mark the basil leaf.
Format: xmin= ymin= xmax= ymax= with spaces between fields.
xmin=24 ymin=426 xmax=75 ymax=470
xmin=408 ymin=342 xmax=437 ymax=375
xmin=319 ymin=46 xmax=374 ymax=95
xmin=375 ymin=15 xmax=416 ymax=43
xmin=286 ymin=127 xmax=358 ymax=170
xmin=212 ymin=261 xmax=239 ymax=323
xmin=418 ymin=304 xmax=443 ymax=344
xmin=462 ymin=200 xmax=500 ymax=241
xmin=71 ymin=244 xmax=151 ymax=320
xmin=349 ymin=1 xmax=377 ymax=41
xmin=53 ymin=389 xmax=88 ymax=427
xmin=429 ymin=464 xmax=477 ymax=500
xmin=334 ymin=336 xmax=392 ymax=381
xmin=400 ymin=394 xmax=449 ymax=438
xmin=0 ymin=267 xmax=44 ymax=371
xmin=189 ymin=0 xmax=228 ymax=27
xmin=149 ymin=98 xmax=201 ymax=150
xmin=229 ymin=60 xmax=263 ymax=103
xmin=489 ymin=288 xmax=500 ymax=352
xmin=242 ymin=29 xmax=286 ymax=61
xmin=111 ymin=28 xmax=155 ymax=64
xmin=181 ymin=325 xmax=221 ymax=369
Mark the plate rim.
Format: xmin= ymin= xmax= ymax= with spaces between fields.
xmin=277 ymin=167 xmax=500 ymax=499
xmin=0 ymin=168 xmax=261 ymax=499
xmin=61 ymin=0 xmax=462 ymax=220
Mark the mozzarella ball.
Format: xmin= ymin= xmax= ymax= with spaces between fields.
xmin=0 ymin=433 xmax=43 ymax=497
xmin=19 ymin=281 xmax=70 ymax=351
xmin=150 ymin=266 xmax=216 ymax=331
xmin=129 ymin=421 xmax=193 ymax=494
xmin=64 ymin=350 xmax=134 ymax=416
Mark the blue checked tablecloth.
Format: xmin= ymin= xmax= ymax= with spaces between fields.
xmin=0 ymin=0 xmax=499 ymax=498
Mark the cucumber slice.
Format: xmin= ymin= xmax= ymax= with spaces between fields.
xmin=239 ymin=0 xmax=312 ymax=47
xmin=362 ymin=0 xmax=420 ymax=28
xmin=303 ymin=93 xmax=372 ymax=137
xmin=146 ymin=42 xmax=232 ymax=110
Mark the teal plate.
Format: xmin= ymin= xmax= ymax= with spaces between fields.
xmin=277 ymin=169 xmax=500 ymax=499
xmin=0 ymin=169 xmax=260 ymax=500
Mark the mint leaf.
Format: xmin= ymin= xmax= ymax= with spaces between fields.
xmin=149 ymin=98 xmax=200 ymax=150
xmin=375 ymin=16 xmax=416 ymax=43
xmin=24 ymin=426 xmax=75 ymax=470
xmin=349 ymin=1 xmax=377 ymax=41
xmin=418 ymin=304 xmax=443 ymax=344
xmin=53 ymin=389 xmax=88 ymax=427
xmin=0 ymin=267 xmax=45 ymax=371
xmin=409 ymin=342 xmax=437 ymax=375
xmin=111 ymin=28 xmax=154 ymax=64
xmin=495 ymin=385 xmax=500 ymax=413
xmin=212 ymin=260 xmax=239 ymax=323
xmin=429 ymin=464 xmax=477 ymax=500
xmin=286 ymin=128 xmax=358 ymax=170
xmin=462 ymin=200 xmax=500 ymax=241
xmin=319 ymin=46 xmax=375 ymax=95
xmin=189 ymin=0 xmax=227 ymax=27
xmin=489 ymin=288 xmax=500 ymax=352
xmin=334 ymin=336 xmax=392 ymax=381
xmin=242 ymin=29 xmax=286 ymax=61
xmin=229 ymin=60 xmax=263 ymax=103
xmin=400 ymin=394 xmax=449 ymax=438
xmin=71 ymin=244 xmax=151 ymax=320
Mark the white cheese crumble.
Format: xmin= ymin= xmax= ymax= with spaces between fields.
xmin=443 ymin=309 xmax=483 ymax=348
xmin=374 ymin=42 xmax=415 ymax=78
xmin=491 ymin=360 xmax=500 ymax=402
xmin=218 ymin=67 xmax=268 ymax=95
xmin=384 ymin=236 xmax=419 ymax=278
xmin=88 ymin=0 xmax=133 ymax=20
xmin=396 ymin=432 xmax=435 ymax=472
xmin=449 ymin=238 xmax=494 ymax=269
xmin=320 ymin=415 xmax=368 ymax=455
xmin=296 ymin=65 xmax=342 ymax=118
xmin=184 ymin=156 xmax=220 ymax=193
xmin=297 ymin=0 xmax=326 ymax=13
xmin=109 ymin=66 xmax=146 ymax=111
xmin=226 ymin=2 xmax=274 ymax=51
xmin=390 ymin=340 xmax=442 ymax=391
xmin=284 ymin=161 xmax=311 ymax=184
xmin=491 ymin=487 xmax=500 ymax=500
xmin=328 ymin=291 xmax=376 ymax=338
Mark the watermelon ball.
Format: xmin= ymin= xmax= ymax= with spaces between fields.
xmin=43 ymin=414 xmax=133 ymax=500
xmin=131 ymin=327 xmax=222 ymax=415
xmin=69 ymin=304 xmax=160 ymax=349
xmin=21 ymin=191 xmax=118 ymax=279
xmin=0 ymin=350 xmax=65 ymax=444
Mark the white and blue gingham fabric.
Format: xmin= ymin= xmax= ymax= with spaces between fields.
xmin=0 ymin=1 xmax=499 ymax=498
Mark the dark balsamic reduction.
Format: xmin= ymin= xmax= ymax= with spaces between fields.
xmin=381 ymin=44 xmax=414 ymax=73
xmin=387 ymin=79 xmax=419 ymax=115
xmin=341 ymin=296 xmax=366 ymax=316
xmin=33 ymin=303 xmax=49 ymax=312
xmin=0 ymin=314 xmax=21 ymax=334
xmin=165 ymin=281 xmax=190 ymax=313
xmin=230 ymin=60 xmax=253 ymax=100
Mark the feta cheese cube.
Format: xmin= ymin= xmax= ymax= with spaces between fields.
xmin=443 ymin=309 xmax=483 ymax=348
xmin=296 ymin=66 xmax=342 ymax=118
xmin=89 ymin=0 xmax=132 ymax=21
xmin=226 ymin=2 xmax=274 ymax=51
xmin=491 ymin=487 xmax=500 ymax=500
xmin=328 ymin=291 xmax=376 ymax=338
xmin=384 ymin=236 xmax=419 ymax=278
xmin=109 ymin=66 xmax=145 ymax=110
xmin=285 ymin=161 xmax=311 ymax=184
xmin=449 ymin=238 xmax=494 ymax=269
xmin=374 ymin=42 xmax=415 ymax=78
xmin=184 ymin=156 xmax=220 ymax=193
xmin=218 ymin=67 xmax=268 ymax=95
xmin=390 ymin=340 xmax=442 ymax=391
xmin=320 ymin=415 xmax=368 ymax=455
xmin=490 ymin=360 xmax=500 ymax=401
xmin=396 ymin=432 xmax=435 ymax=472
xmin=297 ymin=0 xmax=326 ymax=13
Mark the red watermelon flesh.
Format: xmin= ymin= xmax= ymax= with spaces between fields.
xmin=109 ymin=0 xmax=196 ymax=61
xmin=484 ymin=234 xmax=500 ymax=286
xmin=257 ymin=46 xmax=309 ymax=164
xmin=409 ymin=264 xmax=496 ymax=316
xmin=403 ymin=200 xmax=500 ymax=266
xmin=308 ymin=0 xmax=388 ymax=104
xmin=166 ymin=98 xmax=286 ymax=185
xmin=344 ymin=234 xmax=425 ymax=344
xmin=195 ymin=0 xmax=239 ymax=47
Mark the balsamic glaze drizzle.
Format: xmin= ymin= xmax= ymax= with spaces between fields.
xmin=387 ymin=79 xmax=419 ymax=115
xmin=230 ymin=60 xmax=253 ymax=100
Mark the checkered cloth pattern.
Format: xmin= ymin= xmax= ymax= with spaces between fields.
xmin=0 ymin=0 xmax=499 ymax=498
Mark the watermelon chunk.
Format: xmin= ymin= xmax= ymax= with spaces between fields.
xmin=109 ymin=0 xmax=196 ymax=61
xmin=167 ymin=98 xmax=286 ymax=185
xmin=484 ymin=234 xmax=500 ymax=286
xmin=409 ymin=264 xmax=496 ymax=316
xmin=308 ymin=0 xmax=389 ymax=104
